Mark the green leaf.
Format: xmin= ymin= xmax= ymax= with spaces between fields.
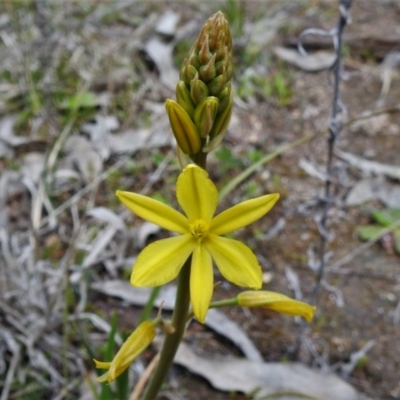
xmin=371 ymin=208 xmax=400 ymax=227
xmin=99 ymin=312 xmax=118 ymax=400
xmin=58 ymin=92 xmax=99 ymax=110
xmin=355 ymin=224 xmax=387 ymax=241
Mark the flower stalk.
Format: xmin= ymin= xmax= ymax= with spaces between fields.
xmin=142 ymin=258 xmax=191 ymax=399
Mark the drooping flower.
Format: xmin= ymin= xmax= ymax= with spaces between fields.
xmin=94 ymin=321 xmax=156 ymax=383
xmin=117 ymin=165 xmax=279 ymax=323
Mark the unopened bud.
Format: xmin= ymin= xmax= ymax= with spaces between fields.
xmin=208 ymin=93 xmax=232 ymax=139
xmin=170 ymin=11 xmax=234 ymax=156
xmin=165 ymin=99 xmax=201 ymax=155
xmin=217 ymin=85 xmax=231 ymax=112
xmin=199 ymin=35 xmax=212 ymax=64
xmin=237 ymin=291 xmax=316 ymax=322
xmin=208 ymin=71 xmax=226 ymax=96
xmin=180 ymin=64 xmax=197 ymax=86
xmin=199 ymin=54 xmax=217 ymax=82
xmin=193 ymin=97 xmax=219 ymax=138
xmin=176 ymin=81 xmax=195 ymax=118
xmin=190 ymin=73 xmax=209 ymax=105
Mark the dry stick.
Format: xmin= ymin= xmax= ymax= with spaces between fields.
xmin=289 ymin=0 xmax=352 ymax=359
xmin=313 ymin=0 xmax=352 ymax=303
xmin=129 ymin=352 xmax=160 ymax=400
xmin=0 ymin=343 xmax=20 ymax=400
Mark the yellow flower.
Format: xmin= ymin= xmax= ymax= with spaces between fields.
xmin=117 ymin=165 xmax=279 ymax=323
xmin=94 ymin=321 xmax=156 ymax=383
xmin=237 ymin=291 xmax=316 ymax=322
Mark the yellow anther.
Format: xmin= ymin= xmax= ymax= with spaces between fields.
xmin=189 ymin=219 xmax=209 ymax=240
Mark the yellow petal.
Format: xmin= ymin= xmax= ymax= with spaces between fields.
xmin=93 ymin=359 xmax=111 ymax=369
xmin=210 ymin=193 xmax=280 ymax=235
xmin=117 ymin=190 xmax=188 ymax=234
xmin=190 ymin=243 xmax=213 ymax=323
xmin=95 ymin=371 xmax=109 ymax=383
xmin=131 ymin=235 xmax=195 ymax=286
xmin=237 ymin=291 xmax=316 ymax=322
xmin=94 ymin=321 xmax=156 ymax=383
xmin=176 ymin=165 xmax=218 ymax=222
xmin=205 ymin=235 xmax=262 ymax=289
xmin=165 ymin=99 xmax=201 ymax=155
xmin=108 ymin=321 xmax=156 ymax=381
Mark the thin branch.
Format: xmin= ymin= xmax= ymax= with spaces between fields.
xmin=312 ymin=0 xmax=352 ymax=302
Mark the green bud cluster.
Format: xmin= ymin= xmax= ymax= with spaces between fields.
xmin=166 ymin=11 xmax=233 ymax=161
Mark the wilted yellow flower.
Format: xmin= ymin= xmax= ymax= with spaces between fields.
xmin=237 ymin=291 xmax=316 ymax=322
xmin=94 ymin=321 xmax=156 ymax=383
xmin=117 ymin=165 xmax=279 ymax=323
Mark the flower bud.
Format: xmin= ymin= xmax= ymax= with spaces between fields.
xmin=208 ymin=92 xmax=232 ymax=139
xmin=199 ymin=54 xmax=217 ymax=83
xmin=217 ymin=85 xmax=231 ymax=112
xmin=193 ymin=97 xmax=219 ymax=138
xmin=199 ymin=35 xmax=213 ymax=64
xmin=176 ymin=81 xmax=195 ymax=118
xmin=190 ymin=73 xmax=209 ymax=105
xmin=169 ymin=11 xmax=233 ymax=157
xmin=165 ymin=99 xmax=201 ymax=155
xmin=94 ymin=321 xmax=156 ymax=383
xmin=180 ymin=64 xmax=197 ymax=86
xmin=237 ymin=291 xmax=316 ymax=322
xmin=208 ymin=71 xmax=226 ymax=96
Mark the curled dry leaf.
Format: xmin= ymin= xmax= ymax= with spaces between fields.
xmin=273 ymin=46 xmax=336 ymax=72
xmin=174 ymin=342 xmax=362 ymax=400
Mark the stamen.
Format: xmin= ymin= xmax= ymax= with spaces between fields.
xmin=189 ymin=219 xmax=209 ymax=240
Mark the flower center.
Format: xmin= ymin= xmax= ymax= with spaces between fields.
xmin=189 ymin=219 xmax=209 ymax=240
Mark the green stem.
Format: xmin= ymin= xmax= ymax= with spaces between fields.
xmin=191 ymin=151 xmax=208 ymax=170
xmin=142 ymin=258 xmax=191 ymax=400
xmin=186 ymin=297 xmax=238 ymax=321
xmin=209 ymin=297 xmax=238 ymax=308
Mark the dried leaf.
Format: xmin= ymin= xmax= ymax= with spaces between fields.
xmin=132 ymin=222 xmax=161 ymax=249
xmin=273 ymin=47 xmax=335 ymax=72
xmin=64 ymin=135 xmax=103 ymax=183
xmin=156 ymin=10 xmax=180 ymax=37
xmin=337 ymin=150 xmax=400 ymax=180
xmin=346 ymin=178 xmax=400 ymax=208
xmin=144 ymin=37 xmax=178 ymax=90
xmin=82 ymin=226 xmax=118 ymax=269
xmin=205 ymin=308 xmax=263 ymax=362
xmin=345 ymin=178 xmax=382 ymax=206
xmin=174 ymin=343 xmax=361 ymax=400
xmin=299 ymin=158 xmax=327 ymax=181
xmin=86 ymin=207 xmax=125 ymax=230
xmin=21 ymin=152 xmax=46 ymax=184
xmin=82 ymin=115 xmax=120 ymax=160
xmin=109 ymin=127 xmax=172 ymax=154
